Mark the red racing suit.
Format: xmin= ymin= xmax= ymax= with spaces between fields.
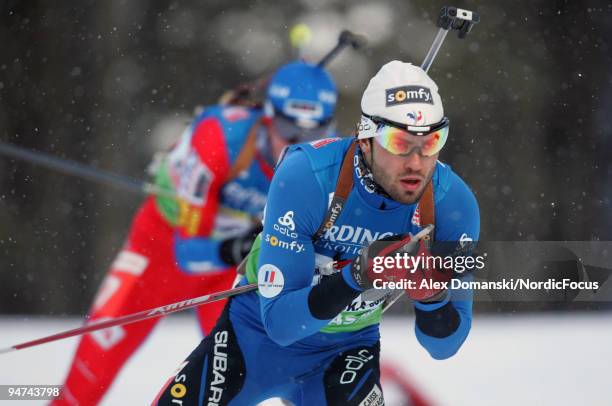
xmin=53 ymin=105 xmax=272 ymax=406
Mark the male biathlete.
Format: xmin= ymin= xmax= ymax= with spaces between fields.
xmin=153 ymin=60 xmax=480 ymax=405
xmin=53 ymin=61 xmax=338 ymax=406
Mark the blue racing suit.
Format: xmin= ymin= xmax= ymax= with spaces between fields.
xmin=154 ymin=137 xmax=480 ymax=406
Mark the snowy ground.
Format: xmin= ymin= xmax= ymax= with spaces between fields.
xmin=0 ymin=313 xmax=611 ymax=405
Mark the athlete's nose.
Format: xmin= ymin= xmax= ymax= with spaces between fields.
xmin=401 ymin=150 xmax=424 ymax=173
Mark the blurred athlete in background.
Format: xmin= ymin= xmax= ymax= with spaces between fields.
xmin=53 ymin=60 xmax=338 ymax=406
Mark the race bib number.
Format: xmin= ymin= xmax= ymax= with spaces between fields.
xmin=166 ymin=129 xmax=214 ymax=206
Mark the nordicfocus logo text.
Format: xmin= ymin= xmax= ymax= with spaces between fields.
xmin=385 ymin=86 xmax=433 ymax=106
xmin=207 ymin=330 xmax=228 ymax=406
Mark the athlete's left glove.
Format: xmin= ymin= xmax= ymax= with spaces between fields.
xmin=174 ymin=223 xmax=262 ymax=273
xmin=218 ymin=223 xmax=263 ymax=266
xmin=349 ymin=225 xmax=450 ymax=302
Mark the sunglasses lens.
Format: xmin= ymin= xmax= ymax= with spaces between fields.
xmin=421 ymin=126 xmax=448 ymax=156
xmin=375 ymin=124 xmax=448 ymax=156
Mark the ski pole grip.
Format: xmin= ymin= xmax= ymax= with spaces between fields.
xmin=317 ymin=30 xmax=367 ymax=67
xmin=339 ymin=30 xmax=368 ymax=50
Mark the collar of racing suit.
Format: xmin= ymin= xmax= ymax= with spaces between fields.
xmin=257 ymin=128 xmax=403 ymax=211
xmin=354 ymin=144 xmax=402 ymax=210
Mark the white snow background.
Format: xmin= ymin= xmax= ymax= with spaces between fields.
xmin=0 ymin=313 xmax=610 ymax=405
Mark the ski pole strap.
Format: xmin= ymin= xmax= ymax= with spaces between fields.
xmin=312 ymin=141 xmax=357 ymax=240
xmin=419 ymin=181 xmax=435 ymax=247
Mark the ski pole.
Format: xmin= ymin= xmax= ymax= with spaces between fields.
xmin=220 ymin=29 xmax=367 ymax=106
xmin=0 ymin=141 xmax=177 ymax=200
xmin=382 ymin=290 xmax=405 ymax=314
xmin=1 ymin=225 xmax=435 ymax=353
xmin=379 ymin=6 xmax=481 ymax=313
xmin=421 ymin=6 xmax=480 ymax=73
xmin=317 ymin=30 xmax=368 ymax=68
xmin=0 ymin=282 xmax=257 ymax=354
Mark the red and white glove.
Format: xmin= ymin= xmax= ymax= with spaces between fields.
xmin=350 ymin=225 xmax=451 ymax=302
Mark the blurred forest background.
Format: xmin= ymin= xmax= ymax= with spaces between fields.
xmin=1 ymin=0 xmax=611 ymax=314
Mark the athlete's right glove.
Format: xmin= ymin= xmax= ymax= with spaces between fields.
xmin=218 ymin=223 xmax=263 ymax=266
xmin=350 ymin=225 xmax=450 ymax=302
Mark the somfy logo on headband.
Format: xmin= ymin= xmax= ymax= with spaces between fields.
xmin=386 ymin=86 xmax=434 ymax=106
